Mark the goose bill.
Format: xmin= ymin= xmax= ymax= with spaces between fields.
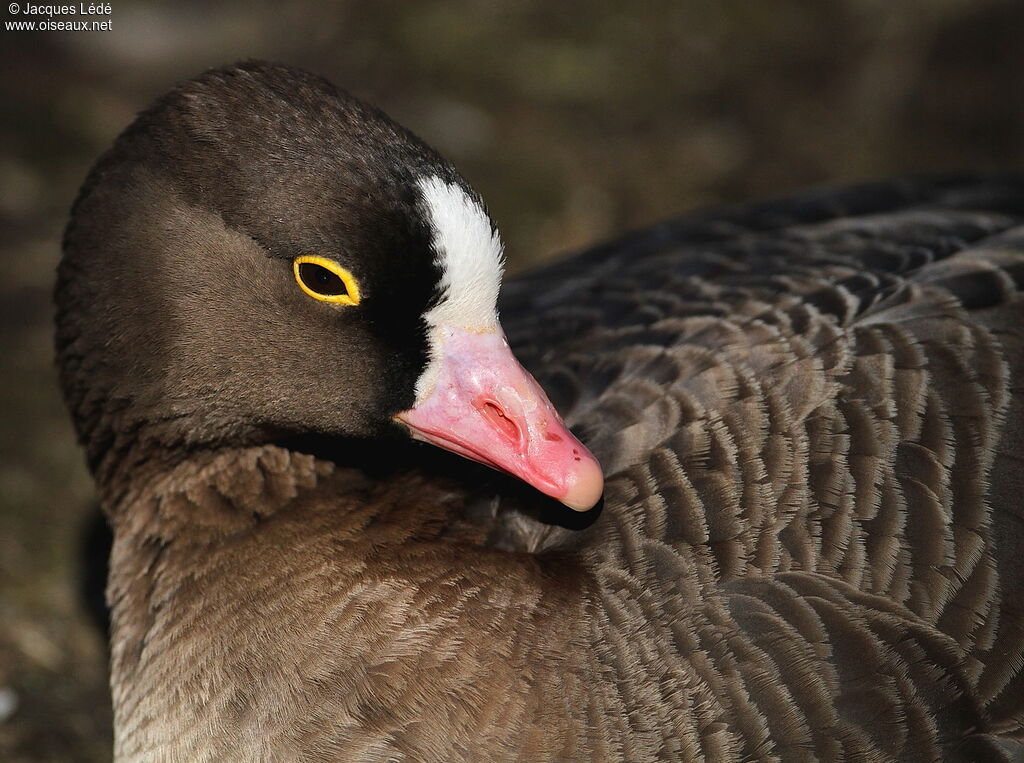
xmin=396 ymin=326 xmax=604 ymax=511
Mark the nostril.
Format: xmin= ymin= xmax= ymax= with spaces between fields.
xmin=481 ymin=400 xmax=521 ymax=443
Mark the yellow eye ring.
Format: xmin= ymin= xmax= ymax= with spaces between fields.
xmin=293 ymin=255 xmax=361 ymax=305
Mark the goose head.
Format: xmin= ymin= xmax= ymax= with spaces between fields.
xmin=56 ymin=61 xmax=603 ymax=511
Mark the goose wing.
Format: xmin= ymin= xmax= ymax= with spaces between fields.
xmin=499 ymin=174 xmax=1024 ymax=759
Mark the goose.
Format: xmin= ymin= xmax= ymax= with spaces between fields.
xmin=56 ymin=61 xmax=1024 ymax=761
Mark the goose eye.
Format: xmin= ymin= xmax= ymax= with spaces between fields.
xmin=293 ymin=256 xmax=361 ymax=305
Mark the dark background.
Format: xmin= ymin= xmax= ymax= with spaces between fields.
xmin=2 ymin=1 xmax=1022 ymax=759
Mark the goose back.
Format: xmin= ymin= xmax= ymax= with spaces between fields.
xmin=499 ymin=174 xmax=1024 ymax=760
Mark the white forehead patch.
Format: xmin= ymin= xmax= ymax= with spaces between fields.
xmin=417 ymin=175 xmax=504 ymax=331
xmin=410 ymin=176 xmax=505 ymax=404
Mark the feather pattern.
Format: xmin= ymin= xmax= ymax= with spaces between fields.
xmin=101 ymin=175 xmax=1024 ymax=760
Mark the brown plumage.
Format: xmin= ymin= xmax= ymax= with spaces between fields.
xmin=57 ymin=62 xmax=1024 ymax=761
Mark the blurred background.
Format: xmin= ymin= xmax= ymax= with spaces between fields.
xmin=2 ymin=0 xmax=1023 ymax=758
